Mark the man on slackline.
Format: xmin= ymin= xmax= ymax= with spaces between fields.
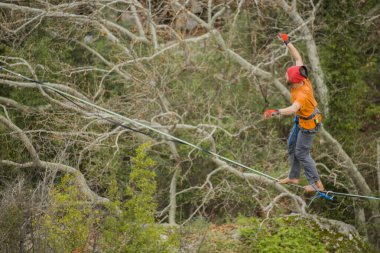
xmin=263 ymin=33 xmax=324 ymax=192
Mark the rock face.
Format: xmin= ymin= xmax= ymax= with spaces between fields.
xmin=309 ymin=214 xmax=359 ymax=238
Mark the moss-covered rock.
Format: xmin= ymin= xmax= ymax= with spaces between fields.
xmin=237 ymin=214 xmax=375 ymax=253
xmin=178 ymin=215 xmax=375 ymax=252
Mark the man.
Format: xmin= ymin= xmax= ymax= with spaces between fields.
xmin=263 ymin=33 xmax=324 ymax=192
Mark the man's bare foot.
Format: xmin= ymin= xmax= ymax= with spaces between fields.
xmin=304 ymin=180 xmax=325 ymax=192
xmin=278 ymin=178 xmax=299 ymax=184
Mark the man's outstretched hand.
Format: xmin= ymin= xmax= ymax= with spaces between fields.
xmin=264 ymin=109 xmax=280 ymax=119
xmin=278 ymin=33 xmax=289 ymax=45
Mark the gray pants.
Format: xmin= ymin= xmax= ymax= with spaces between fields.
xmin=288 ymin=126 xmax=320 ymax=182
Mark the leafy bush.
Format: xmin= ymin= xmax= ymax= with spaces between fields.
xmin=34 ymin=144 xmax=178 ymax=252
xmin=100 ymin=143 xmax=178 ymax=252
xmin=35 ymin=174 xmax=94 ymax=252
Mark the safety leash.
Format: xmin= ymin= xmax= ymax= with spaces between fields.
xmin=305 ymin=176 xmax=334 ymax=201
xmin=287 ymin=116 xmax=299 ymax=146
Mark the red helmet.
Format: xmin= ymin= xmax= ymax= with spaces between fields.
xmin=287 ymin=66 xmax=307 ymax=83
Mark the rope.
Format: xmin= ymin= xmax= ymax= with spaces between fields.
xmin=1 ymin=66 xmax=380 ymax=201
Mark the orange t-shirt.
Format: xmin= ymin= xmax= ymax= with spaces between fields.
xmin=290 ymin=79 xmax=322 ymax=130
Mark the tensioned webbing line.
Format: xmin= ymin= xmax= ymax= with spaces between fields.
xmin=1 ymin=66 xmax=380 ymax=201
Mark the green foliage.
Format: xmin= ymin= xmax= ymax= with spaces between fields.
xmin=318 ymin=0 xmax=380 ymax=152
xmin=100 ymin=143 xmax=178 ymax=252
xmin=81 ymin=144 xmax=131 ymax=196
xmin=9 ymin=89 xmax=47 ymax=107
xmin=0 ymin=199 xmax=25 ymax=252
xmin=33 ymin=144 xmax=178 ymax=252
xmin=240 ymin=220 xmax=325 ymax=252
xmin=36 ymin=174 xmax=94 ymax=252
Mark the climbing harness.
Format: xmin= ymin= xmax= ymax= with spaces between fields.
xmin=1 ymin=66 xmax=380 ymax=201
xmin=298 ymin=107 xmax=319 ymax=121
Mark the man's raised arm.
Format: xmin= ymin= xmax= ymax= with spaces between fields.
xmin=280 ymin=33 xmax=303 ymax=66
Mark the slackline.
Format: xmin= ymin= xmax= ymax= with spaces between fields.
xmin=1 ymin=66 xmax=379 ymax=201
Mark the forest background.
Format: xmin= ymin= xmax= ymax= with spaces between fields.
xmin=0 ymin=0 xmax=379 ymax=252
